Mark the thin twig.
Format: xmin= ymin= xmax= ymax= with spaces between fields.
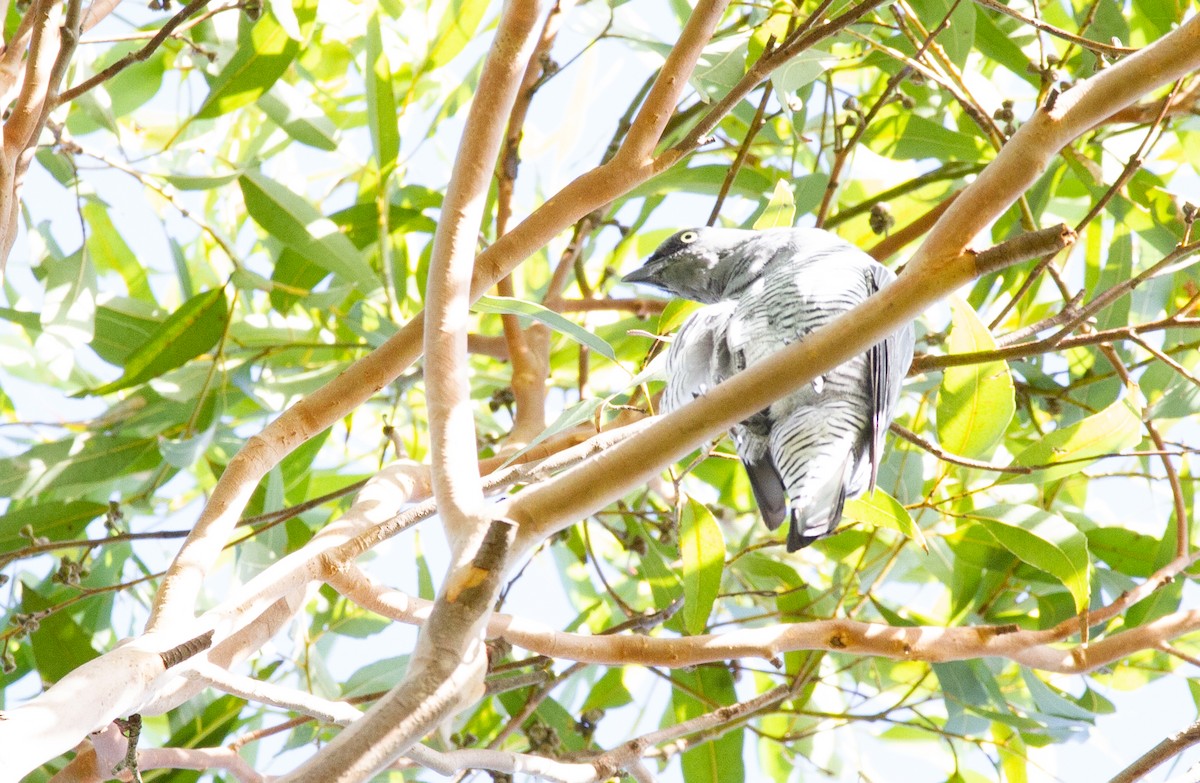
xmin=971 ymin=0 xmax=1135 ymax=57
xmin=1108 ymin=718 xmax=1200 ymax=783
xmin=57 ymin=0 xmax=212 ymax=104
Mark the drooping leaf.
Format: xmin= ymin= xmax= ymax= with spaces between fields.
xmin=679 ymin=497 xmax=725 ymax=635
xmin=0 ymin=435 xmax=162 ymax=498
xmin=366 ymin=13 xmax=400 ymax=172
xmin=90 ymin=304 xmax=161 ymax=366
xmin=0 ymin=501 xmax=109 ymax=554
xmin=88 ymin=289 xmax=228 ymax=396
xmin=843 ymin=488 xmax=927 ymax=550
xmin=993 ymin=721 xmax=1029 ymax=783
xmin=195 ymin=0 xmax=316 ymax=119
xmin=1007 ymin=395 xmax=1143 ymax=481
xmin=770 ymin=50 xmax=834 ymax=106
xmin=864 ymin=110 xmax=987 ymax=161
xmin=239 ymin=171 xmax=379 ymax=291
xmin=257 ymin=82 xmax=338 ymax=151
xmin=671 ymin=667 xmax=745 ymax=783
xmin=23 ymin=584 xmax=101 ymax=683
xmin=753 ymin=179 xmax=796 ymax=230
xmin=82 ymin=199 xmax=153 ymax=303
xmin=473 ymin=295 xmax=616 ymax=360
xmin=937 ymin=296 xmax=1015 ymax=460
xmin=967 ymin=504 xmax=1090 ymax=612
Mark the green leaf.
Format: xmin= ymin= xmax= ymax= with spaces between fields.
xmin=162 ymin=172 xmax=242 ymax=191
xmin=1007 ymin=395 xmax=1143 ymax=481
xmin=159 ymin=423 xmax=217 ymax=469
xmin=90 ymin=303 xmax=161 ymax=366
xmin=23 ymin=583 xmax=100 ymax=682
xmin=864 ymin=111 xmax=987 ymax=161
xmin=1086 ymin=527 xmax=1159 ymax=577
xmin=257 ymin=82 xmax=338 ymax=151
xmin=414 ymin=530 xmax=435 ymax=601
xmin=679 ymin=497 xmax=724 ymax=635
xmin=581 ymin=668 xmax=634 ymax=713
xmin=82 ymin=199 xmax=153 ymax=302
xmin=88 ymin=289 xmax=227 ymax=396
xmin=630 ymin=519 xmax=684 ymax=609
xmin=269 ymin=247 xmax=330 ymax=311
xmin=937 ymin=297 xmax=1014 ymax=459
xmin=671 ymin=667 xmax=745 ymax=783
xmin=909 ymin=0 xmax=975 ymax=68
xmin=0 ymin=436 xmax=162 ymax=498
xmin=427 ymin=0 xmax=489 ymax=70
xmin=503 ymin=397 xmax=605 ymax=466
xmin=973 ymin=7 xmax=1037 ymax=83
xmin=366 ymin=13 xmax=400 ymax=172
xmin=993 ymin=722 xmax=1029 ymax=783
xmin=0 ymin=501 xmax=108 ymax=554
xmin=342 ymin=655 xmax=410 ymax=697
xmin=1021 ymin=670 xmax=1095 ymax=722
xmin=843 ymin=488 xmax=926 ymax=550
xmin=38 ymin=249 xmax=96 ymax=371
xmin=100 ymin=41 xmax=166 ymax=117
xmin=239 ymin=171 xmax=379 ymax=291
xmin=770 ymin=50 xmax=834 ymax=105
xmin=691 ymin=37 xmax=748 ymax=102
xmin=629 ymin=165 xmax=773 ymax=201
xmin=473 ymin=295 xmax=616 ymax=360
xmin=196 ymin=0 xmax=316 ymax=119
xmin=753 ymin=180 xmax=795 ymax=230
xmin=657 ymin=299 xmax=703 ymax=336
xmin=967 ymin=505 xmax=1091 ymax=612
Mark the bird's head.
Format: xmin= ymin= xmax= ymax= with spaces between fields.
xmin=621 ymin=227 xmax=757 ymax=303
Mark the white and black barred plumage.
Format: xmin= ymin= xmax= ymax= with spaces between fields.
xmin=623 ymin=227 xmax=915 ymax=551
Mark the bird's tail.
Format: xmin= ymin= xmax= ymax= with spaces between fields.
xmin=769 ymin=405 xmax=867 ymax=551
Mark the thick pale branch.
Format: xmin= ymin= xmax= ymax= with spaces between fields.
xmin=615 ymin=0 xmax=730 ymax=161
xmin=424 ymin=0 xmax=545 ymax=543
xmin=2 ymin=0 xmax=60 ymax=152
xmin=492 ymin=3 xmax=568 ymax=445
xmin=278 ymin=519 xmax=516 ymax=783
xmin=186 ymin=661 xmax=363 ymax=725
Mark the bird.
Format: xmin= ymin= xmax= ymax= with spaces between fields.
xmin=622 ymin=226 xmax=915 ymax=551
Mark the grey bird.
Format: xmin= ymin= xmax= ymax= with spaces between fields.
xmin=623 ymin=226 xmax=915 ymax=551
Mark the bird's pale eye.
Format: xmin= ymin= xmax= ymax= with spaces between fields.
xmin=679 ymin=230 xmax=699 ymax=244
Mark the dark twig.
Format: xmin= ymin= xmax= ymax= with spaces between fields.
xmin=57 ymin=0 xmax=211 ymax=104
xmin=1107 ymin=717 xmax=1200 ymax=783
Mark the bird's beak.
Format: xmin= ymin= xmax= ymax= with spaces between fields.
xmin=621 ymin=266 xmax=656 ymax=285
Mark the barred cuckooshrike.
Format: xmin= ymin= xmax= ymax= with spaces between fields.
xmin=623 ymin=227 xmax=915 ymax=551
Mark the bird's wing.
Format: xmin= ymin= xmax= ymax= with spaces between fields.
xmin=670 ymin=300 xmax=790 ymax=530
xmin=864 ymin=264 xmax=915 ymax=491
xmin=661 ymin=302 xmax=737 ymax=414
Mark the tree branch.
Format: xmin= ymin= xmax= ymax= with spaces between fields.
xmin=424 ymin=0 xmax=545 ymax=545
xmin=1108 ymin=718 xmax=1200 ymax=783
xmin=277 ymin=519 xmax=517 ymax=783
xmin=327 ymin=564 xmax=1200 ymax=675
xmin=56 ymin=0 xmax=211 ymax=104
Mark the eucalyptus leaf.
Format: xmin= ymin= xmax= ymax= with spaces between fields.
xmin=473 ymin=295 xmax=616 ymax=360
xmin=680 ymin=497 xmax=724 ymax=635
xmin=967 ymin=504 xmax=1091 ymax=612
xmin=937 ymin=297 xmax=1015 ymax=460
